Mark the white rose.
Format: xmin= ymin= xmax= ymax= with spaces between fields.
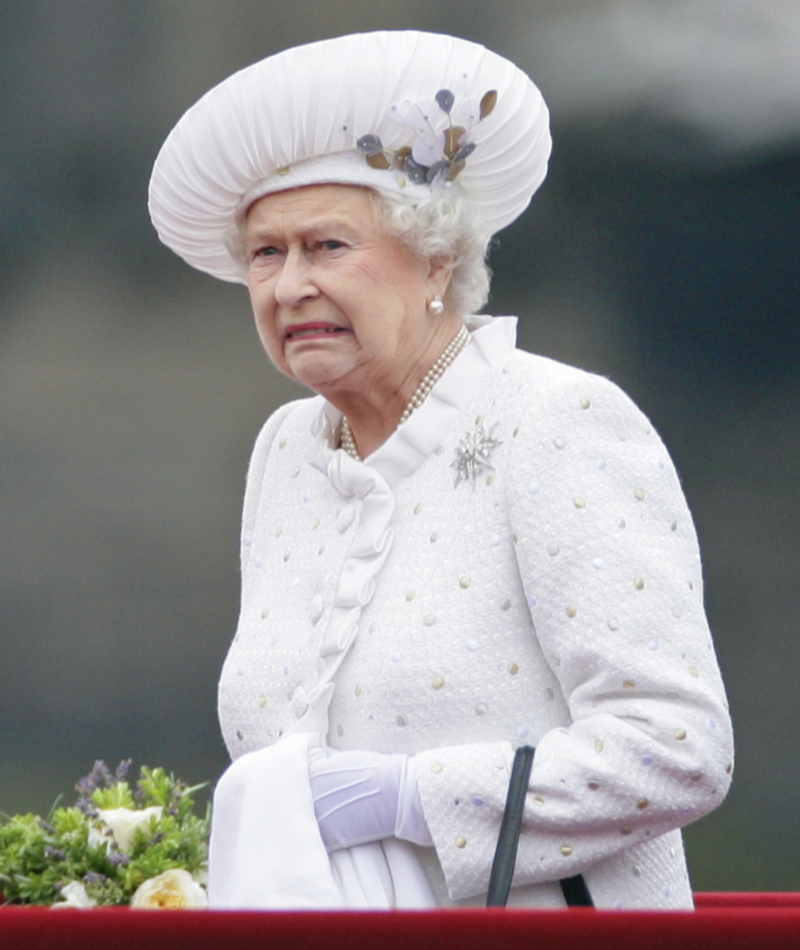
xmin=87 ymin=824 xmax=111 ymax=851
xmin=51 ymin=881 xmax=97 ymax=909
xmin=130 ymin=869 xmax=208 ymax=910
xmin=96 ymin=805 xmax=163 ymax=853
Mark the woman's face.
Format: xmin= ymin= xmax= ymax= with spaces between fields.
xmin=243 ymin=184 xmax=452 ymax=400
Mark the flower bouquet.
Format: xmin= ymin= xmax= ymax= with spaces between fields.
xmin=0 ymin=760 xmax=209 ymax=908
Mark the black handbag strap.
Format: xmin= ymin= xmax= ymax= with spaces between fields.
xmin=486 ymin=745 xmax=594 ymax=908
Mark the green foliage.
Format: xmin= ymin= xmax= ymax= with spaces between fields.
xmin=91 ymin=782 xmax=135 ymax=810
xmin=0 ymin=761 xmax=209 ymax=906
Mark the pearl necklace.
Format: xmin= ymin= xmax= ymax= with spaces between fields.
xmin=340 ymin=324 xmax=471 ymax=461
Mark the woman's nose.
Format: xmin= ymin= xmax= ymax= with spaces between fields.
xmin=274 ymin=249 xmax=317 ymax=307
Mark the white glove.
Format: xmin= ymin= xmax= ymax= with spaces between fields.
xmin=308 ymin=748 xmax=433 ymax=852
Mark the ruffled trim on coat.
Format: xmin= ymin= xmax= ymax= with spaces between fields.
xmin=297 ymin=316 xmax=516 ymax=738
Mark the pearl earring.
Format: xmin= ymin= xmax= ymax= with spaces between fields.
xmin=429 ymin=296 xmax=444 ymax=315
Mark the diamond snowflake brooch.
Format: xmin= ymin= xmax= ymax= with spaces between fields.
xmin=451 ymin=419 xmax=502 ymax=488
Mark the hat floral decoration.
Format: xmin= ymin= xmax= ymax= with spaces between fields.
xmin=357 ymin=87 xmax=498 ymax=186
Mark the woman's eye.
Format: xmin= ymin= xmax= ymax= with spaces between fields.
xmin=320 ymin=240 xmax=344 ymax=251
xmin=255 ymin=245 xmax=278 ymax=257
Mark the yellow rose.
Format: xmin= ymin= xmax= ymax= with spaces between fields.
xmin=130 ymin=869 xmax=207 ymax=909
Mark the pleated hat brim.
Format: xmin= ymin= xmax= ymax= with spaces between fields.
xmin=148 ymin=31 xmax=551 ymax=283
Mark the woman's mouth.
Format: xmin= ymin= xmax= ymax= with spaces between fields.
xmin=284 ymin=323 xmax=350 ymax=342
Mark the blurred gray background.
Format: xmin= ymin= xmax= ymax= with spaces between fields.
xmin=1 ymin=0 xmax=798 ymax=892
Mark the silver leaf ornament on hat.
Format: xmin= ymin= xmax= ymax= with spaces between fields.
xmin=148 ymin=31 xmax=551 ymax=283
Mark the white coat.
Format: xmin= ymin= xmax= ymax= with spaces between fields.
xmin=217 ymin=316 xmax=733 ymax=908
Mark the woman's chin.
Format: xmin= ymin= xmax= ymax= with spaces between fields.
xmin=285 ymin=353 xmax=356 ymax=393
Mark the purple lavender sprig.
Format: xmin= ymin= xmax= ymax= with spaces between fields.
xmin=75 ymin=759 xmax=133 ymax=814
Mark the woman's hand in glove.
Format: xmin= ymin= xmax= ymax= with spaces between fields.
xmin=308 ymin=748 xmax=433 ymax=852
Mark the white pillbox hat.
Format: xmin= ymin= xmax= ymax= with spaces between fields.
xmin=148 ymin=31 xmax=551 ymax=283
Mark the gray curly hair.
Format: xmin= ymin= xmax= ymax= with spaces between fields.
xmin=367 ymin=189 xmax=492 ymax=315
xmin=227 ymin=187 xmax=492 ymax=315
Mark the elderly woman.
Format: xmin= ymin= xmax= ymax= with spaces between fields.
xmin=149 ymin=31 xmax=732 ymax=910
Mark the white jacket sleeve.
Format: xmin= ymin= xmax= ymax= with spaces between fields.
xmin=414 ymin=368 xmax=733 ymax=900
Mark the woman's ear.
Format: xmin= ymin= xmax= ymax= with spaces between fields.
xmin=427 ymin=254 xmax=454 ymax=301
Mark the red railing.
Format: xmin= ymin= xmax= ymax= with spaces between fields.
xmin=0 ymin=894 xmax=797 ymax=950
